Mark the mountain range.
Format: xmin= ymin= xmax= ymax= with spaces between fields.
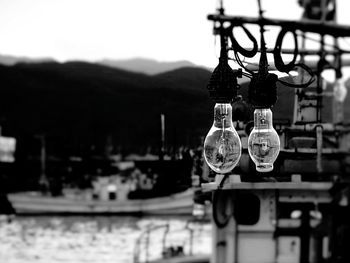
xmin=98 ymin=58 xmax=200 ymax=75
xmin=0 ymin=55 xmax=204 ymax=75
xmin=0 ymin=56 xmax=348 ymax=160
xmin=0 ymin=60 xmax=214 ymax=158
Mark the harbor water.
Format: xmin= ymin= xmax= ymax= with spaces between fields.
xmin=0 ymin=216 xmax=211 ymax=263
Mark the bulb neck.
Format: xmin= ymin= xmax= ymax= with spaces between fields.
xmin=213 ymin=103 xmax=233 ymax=128
xmin=253 ymin=108 xmax=273 ymax=129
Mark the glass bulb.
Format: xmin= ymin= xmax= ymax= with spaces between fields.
xmin=248 ymin=108 xmax=280 ymax=172
xmin=204 ymin=103 xmax=242 ymax=174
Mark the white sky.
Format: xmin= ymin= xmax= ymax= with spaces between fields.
xmin=0 ymin=0 xmax=349 ymax=68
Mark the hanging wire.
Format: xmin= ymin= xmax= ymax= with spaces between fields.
xmin=225 ymin=24 xmax=258 ymax=76
xmin=273 ymin=29 xmax=299 ymax=73
xmin=277 ymin=63 xmax=316 ymax=88
xmin=233 ymin=50 xmax=254 ymax=76
xmin=210 ymin=0 xmax=319 ymax=90
xmin=225 ymin=24 xmax=316 ymax=88
xmin=229 ymin=54 xmax=260 ymax=69
xmin=271 ymin=27 xmax=316 ymax=88
xmin=229 ymin=25 xmax=259 ymax=58
xmin=228 ymin=55 xmax=254 ymax=78
xmin=227 ymin=51 xmax=252 ymax=77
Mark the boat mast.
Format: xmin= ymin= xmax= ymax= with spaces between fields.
xmin=38 ymin=134 xmax=49 ymax=193
xmin=160 ymin=113 xmax=165 ymax=161
xmin=331 ymin=0 xmax=345 ymax=124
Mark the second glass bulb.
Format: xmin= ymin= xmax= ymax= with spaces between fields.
xmin=248 ymin=108 xmax=280 ymax=172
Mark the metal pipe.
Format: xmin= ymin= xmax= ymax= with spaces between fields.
xmin=316 ymin=125 xmax=323 ymax=173
xmin=208 ymin=14 xmax=350 ymax=37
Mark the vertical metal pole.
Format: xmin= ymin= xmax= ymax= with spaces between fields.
xmin=145 ymin=229 xmax=150 ymax=263
xmin=39 ymin=135 xmax=48 ymax=192
xmin=41 ymin=136 xmax=46 ymax=180
xmin=300 ymin=208 xmax=311 ymax=263
xmin=332 ymin=0 xmax=344 ymax=124
xmin=316 ymin=125 xmax=323 ymax=173
xmin=162 ymin=224 xmax=169 ymax=257
xmin=294 ymin=0 xmax=307 ymax=125
xmin=189 ymin=227 xmax=194 ymax=256
xmin=317 ymin=0 xmax=328 ymax=123
xmin=160 ymin=113 xmax=165 ymax=161
xmin=293 ymin=30 xmax=306 ymax=125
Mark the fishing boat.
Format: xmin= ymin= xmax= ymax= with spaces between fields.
xmin=7 ymin=156 xmax=199 ymax=216
xmin=7 ymin=187 xmax=195 ymax=215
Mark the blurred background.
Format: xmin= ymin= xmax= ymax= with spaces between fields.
xmin=0 ymin=0 xmax=350 ymax=263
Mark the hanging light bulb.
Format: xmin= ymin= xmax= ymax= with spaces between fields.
xmin=248 ymin=108 xmax=280 ymax=172
xmin=203 ymin=5 xmax=242 ymax=174
xmin=204 ymin=103 xmax=242 ymax=174
xmin=246 ymin=11 xmax=280 ymax=173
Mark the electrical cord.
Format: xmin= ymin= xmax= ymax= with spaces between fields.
xmin=277 ymin=63 xmax=316 ymax=88
xmin=234 ymin=50 xmax=255 ymax=76
xmin=242 ymin=72 xmax=253 ymax=78
xmin=229 ymin=25 xmax=259 ymax=58
xmin=273 ymin=29 xmax=316 ymax=88
xmin=228 ymin=25 xmax=315 ymax=89
xmin=274 ymin=29 xmax=299 ymax=73
xmin=214 ymin=11 xmax=320 ymax=100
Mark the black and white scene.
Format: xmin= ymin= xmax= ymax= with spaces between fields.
xmin=0 ymin=0 xmax=350 ymax=262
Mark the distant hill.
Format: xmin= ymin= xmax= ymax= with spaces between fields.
xmin=0 ymin=61 xmax=214 ymax=159
xmin=0 ymin=54 xmax=205 ymax=75
xmin=98 ymin=58 xmax=200 ymax=75
xmin=0 ymin=60 xmax=347 ymax=161
xmin=0 ymin=54 xmax=54 ymax=66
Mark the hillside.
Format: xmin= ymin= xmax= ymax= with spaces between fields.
xmin=0 ymin=61 xmax=214 ymax=159
xmin=98 ymin=58 xmax=198 ymax=75
xmin=0 ymin=60 xmax=346 ymax=162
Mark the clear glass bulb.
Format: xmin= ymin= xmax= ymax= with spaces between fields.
xmin=204 ymin=103 xmax=242 ymax=174
xmin=248 ymin=108 xmax=280 ymax=172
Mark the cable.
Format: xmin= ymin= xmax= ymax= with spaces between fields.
xmin=273 ymin=29 xmax=316 ymax=88
xmin=277 ymin=63 xmax=316 ymax=88
xmin=234 ymin=50 xmax=255 ymax=75
xmin=242 ymin=72 xmax=253 ymax=79
xmin=229 ymin=25 xmax=258 ymax=58
xmin=274 ymin=29 xmax=299 ymax=73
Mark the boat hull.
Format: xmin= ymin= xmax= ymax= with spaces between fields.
xmin=7 ymin=189 xmax=194 ymax=216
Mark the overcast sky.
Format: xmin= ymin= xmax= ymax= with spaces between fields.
xmin=0 ymin=0 xmax=349 ymax=68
